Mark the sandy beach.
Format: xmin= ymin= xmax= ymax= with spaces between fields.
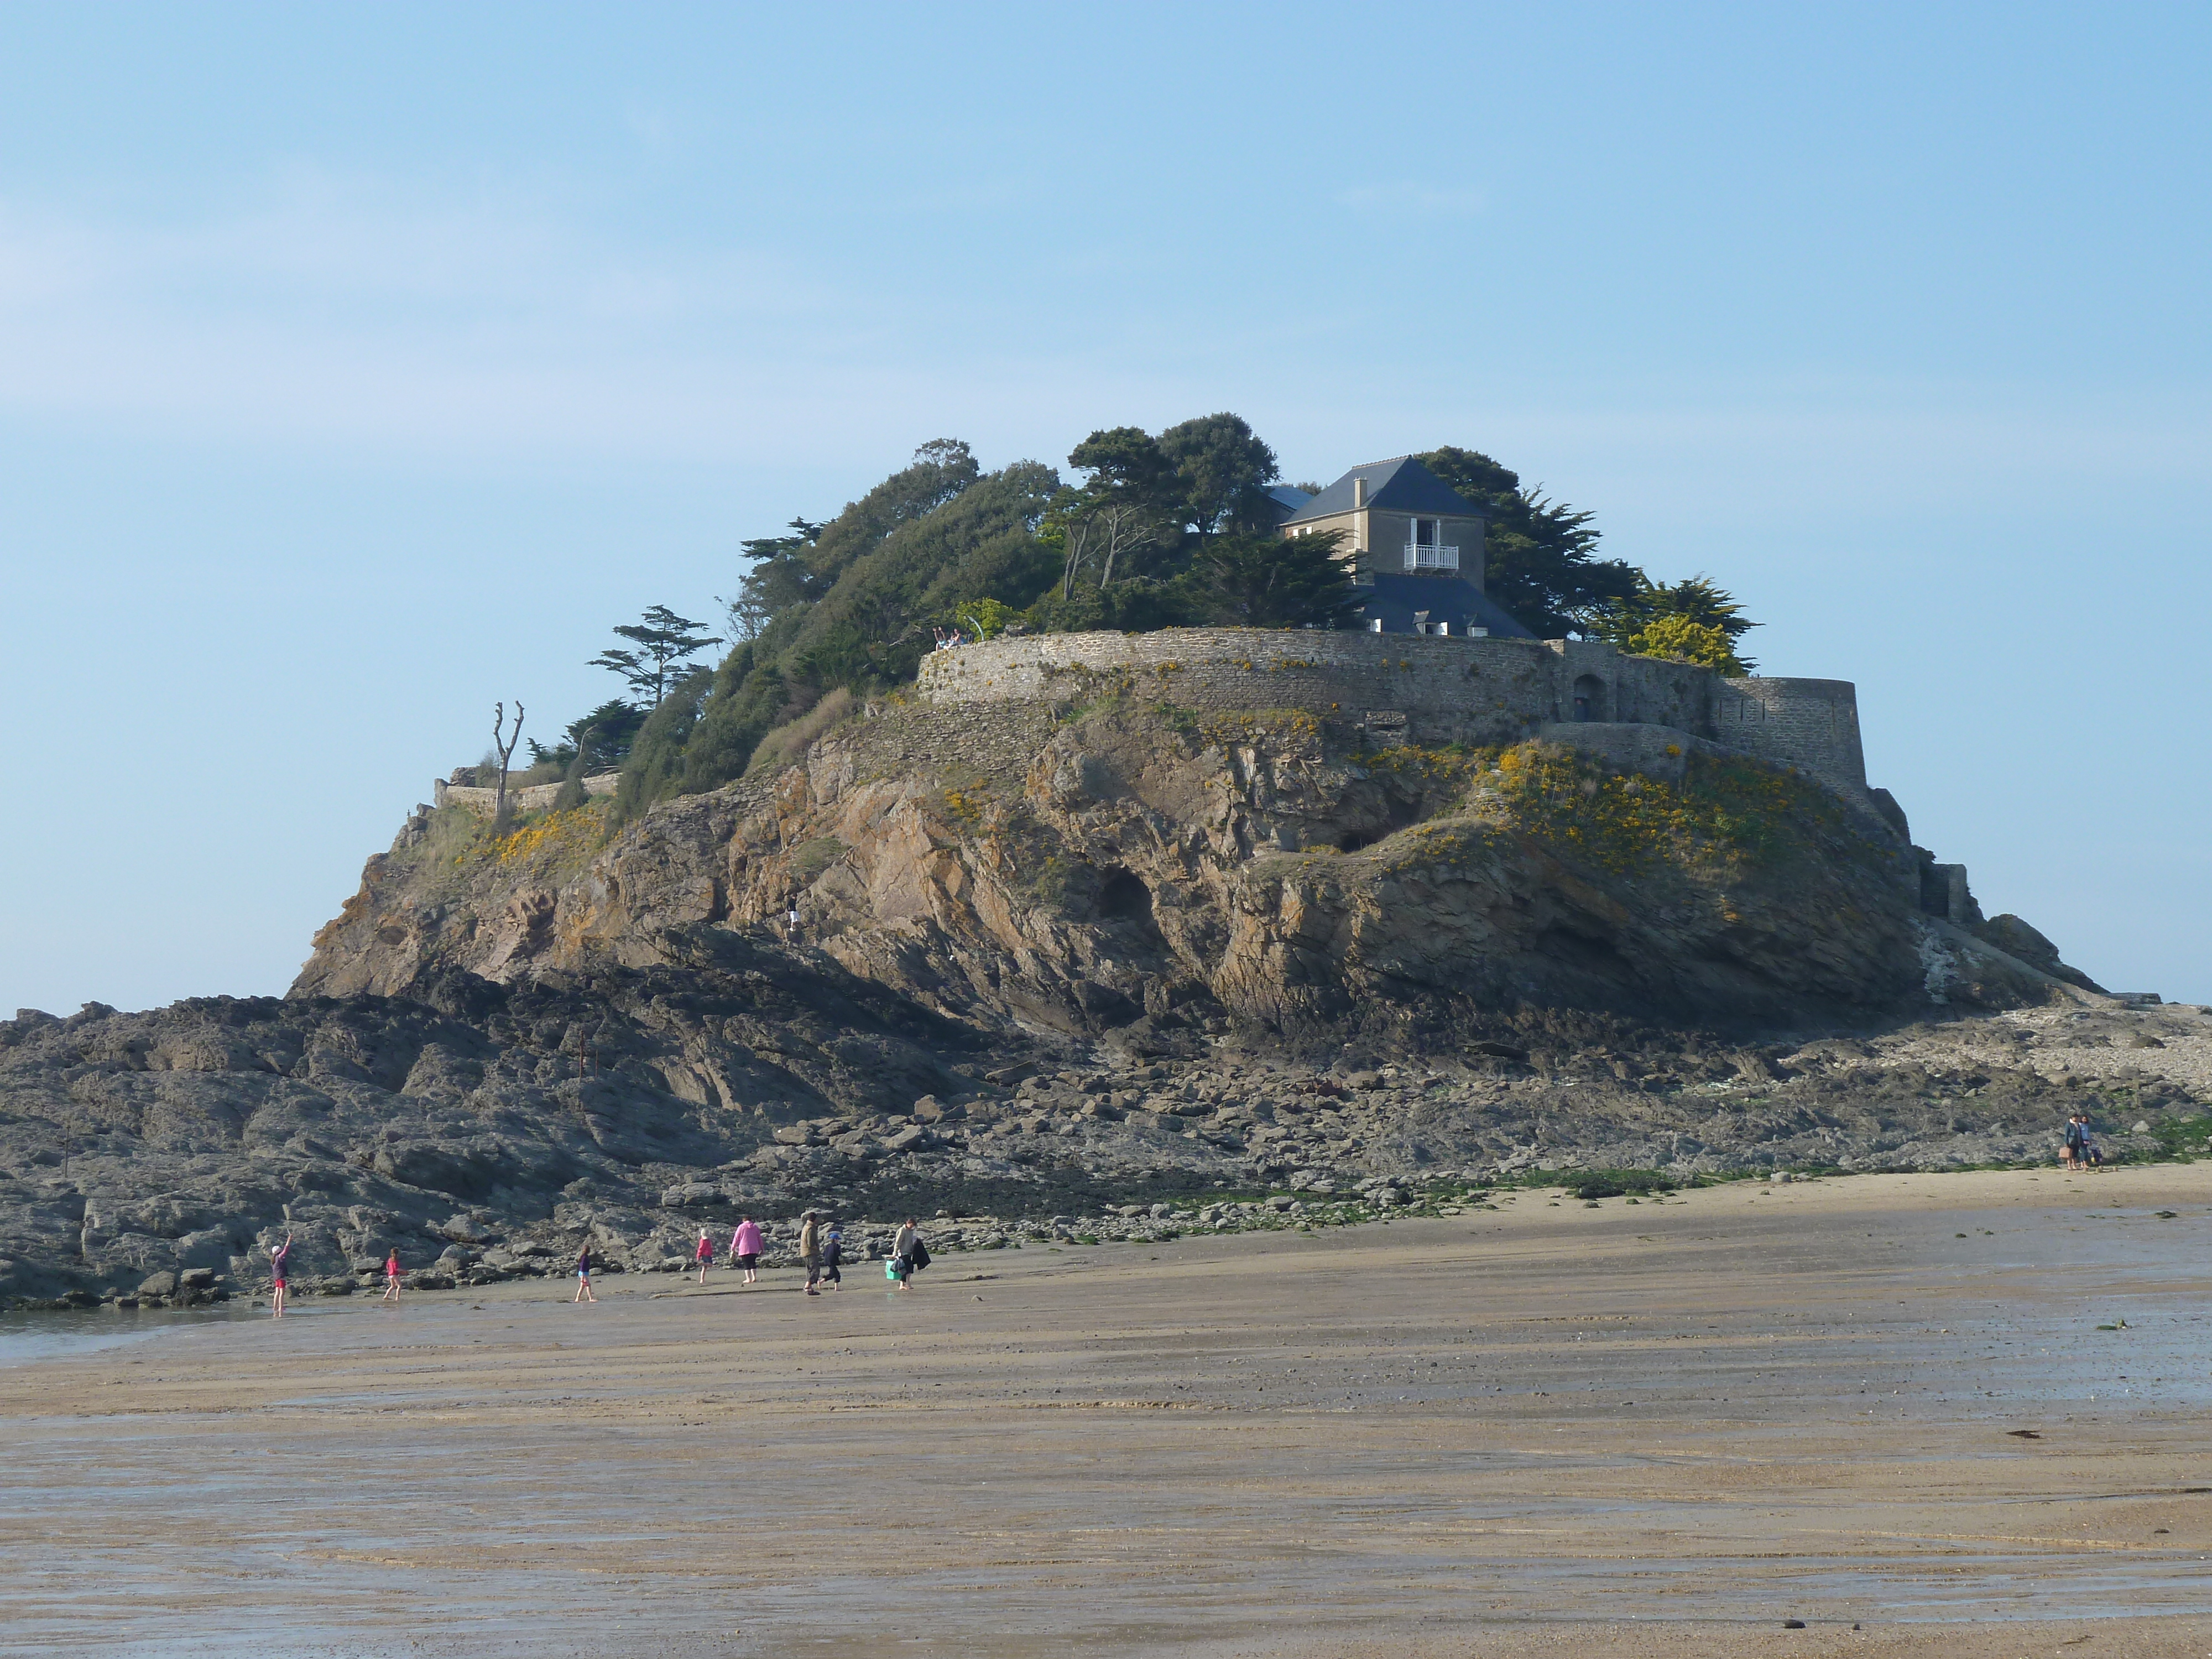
xmin=4 ymin=1165 xmax=2209 ymax=1657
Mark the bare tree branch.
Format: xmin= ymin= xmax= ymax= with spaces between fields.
xmin=491 ymin=700 xmax=525 ymax=829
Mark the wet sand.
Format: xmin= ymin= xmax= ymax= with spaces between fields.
xmin=4 ymin=1165 xmax=2210 ymax=1657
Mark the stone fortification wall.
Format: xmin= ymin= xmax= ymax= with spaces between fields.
xmin=434 ymin=772 xmax=622 ymax=817
xmin=916 ymin=628 xmax=1871 ymax=797
xmin=1710 ymin=678 xmax=1868 ymax=796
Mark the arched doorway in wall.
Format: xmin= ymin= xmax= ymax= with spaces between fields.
xmin=1572 ymin=674 xmax=1607 ymax=722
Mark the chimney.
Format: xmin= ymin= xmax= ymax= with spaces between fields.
xmin=1352 ymin=476 xmax=1368 ymax=508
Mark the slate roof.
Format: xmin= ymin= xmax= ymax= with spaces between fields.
xmin=1352 ymin=573 xmax=1535 ymax=639
xmin=1280 ymin=456 xmax=1485 ymax=526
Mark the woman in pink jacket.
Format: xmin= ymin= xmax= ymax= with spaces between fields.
xmin=729 ymin=1217 xmax=764 ymax=1285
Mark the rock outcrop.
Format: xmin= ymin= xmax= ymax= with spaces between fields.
xmin=6 ymin=976 xmax=2208 ymax=1306
xmin=300 ymin=696 xmax=2086 ymax=1037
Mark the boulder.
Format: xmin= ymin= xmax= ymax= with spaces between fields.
xmin=880 ymin=1125 xmax=930 ymax=1154
xmin=136 ymin=1270 xmax=178 ymax=1299
xmin=178 ymin=1267 xmax=216 ymax=1290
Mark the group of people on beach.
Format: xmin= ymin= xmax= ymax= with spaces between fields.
xmin=686 ymin=1212 xmax=930 ymax=1295
xmin=264 ymin=1212 xmax=928 ymax=1318
xmin=564 ymin=1213 xmax=928 ymax=1308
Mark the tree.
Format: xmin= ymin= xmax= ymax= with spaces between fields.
xmin=1631 ymin=574 xmax=1756 ymax=644
xmin=1619 ymin=614 xmax=1749 ymax=675
xmin=1416 ymin=446 xmax=1640 ymax=638
xmin=723 ymin=519 xmax=827 ymax=640
xmin=488 ymin=700 xmax=524 ymax=832
xmin=1158 ymin=413 xmax=1279 ymax=540
xmin=1593 ymin=573 xmax=1759 ymax=672
xmin=802 ymin=440 xmax=980 ymax=591
xmin=611 ymin=669 xmax=714 ymax=822
xmin=589 ymin=606 xmax=724 ymax=706
xmin=530 ymin=700 xmax=648 ymax=769
xmin=1193 ymin=530 xmax=1359 ymax=628
xmin=932 ymin=596 xmax=1022 ymax=640
xmin=1055 ymin=426 xmax=1177 ymax=596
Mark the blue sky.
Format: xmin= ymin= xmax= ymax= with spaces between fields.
xmin=2 ymin=3 xmax=2206 ymax=1013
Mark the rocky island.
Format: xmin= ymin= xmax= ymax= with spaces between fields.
xmin=4 ymin=437 xmax=2203 ymax=1310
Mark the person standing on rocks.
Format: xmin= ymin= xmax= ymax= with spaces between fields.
xmin=267 ymin=1233 xmax=294 ymax=1318
xmin=799 ymin=1211 xmax=823 ymax=1296
xmin=573 ymin=1243 xmax=597 ymax=1304
xmin=380 ymin=1248 xmax=402 ymax=1306
xmin=693 ymin=1228 xmax=714 ymax=1286
xmin=731 ymin=1217 xmax=763 ymax=1285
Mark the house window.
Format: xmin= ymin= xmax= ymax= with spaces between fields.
xmin=1402 ymin=519 xmax=1459 ymax=572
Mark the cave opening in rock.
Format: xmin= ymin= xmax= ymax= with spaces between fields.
xmin=1097 ymin=867 xmax=1155 ymax=925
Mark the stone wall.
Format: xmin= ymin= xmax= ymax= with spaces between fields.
xmin=1711 ymin=677 xmax=1869 ymax=797
xmin=916 ymin=629 xmax=1871 ymax=796
xmin=433 ymin=772 xmax=623 ymax=817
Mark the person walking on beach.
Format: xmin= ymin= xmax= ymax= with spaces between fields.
xmin=694 ymin=1228 xmax=714 ymax=1285
xmin=731 ymin=1217 xmax=763 ymax=1285
xmin=820 ymin=1223 xmax=843 ymax=1291
xmin=891 ymin=1218 xmax=926 ymax=1291
xmin=799 ymin=1211 xmax=823 ymax=1296
xmin=268 ymin=1232 xmax=294 ymax=1318
xmin=573 ymin=1243 xmax=597 ymax=1303
xmin=380 ymin=1248 xmax=402 ymax=1305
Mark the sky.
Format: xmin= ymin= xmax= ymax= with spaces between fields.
xmin=1 ymin=2 xmax=2206 ymax=1015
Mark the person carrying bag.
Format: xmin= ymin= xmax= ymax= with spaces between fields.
xmin=889 ymin=1219 xmax=930 ymax=1291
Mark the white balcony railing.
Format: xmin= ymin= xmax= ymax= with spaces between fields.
xmin=1402 ymin=543 xmax=1460 ymax=572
